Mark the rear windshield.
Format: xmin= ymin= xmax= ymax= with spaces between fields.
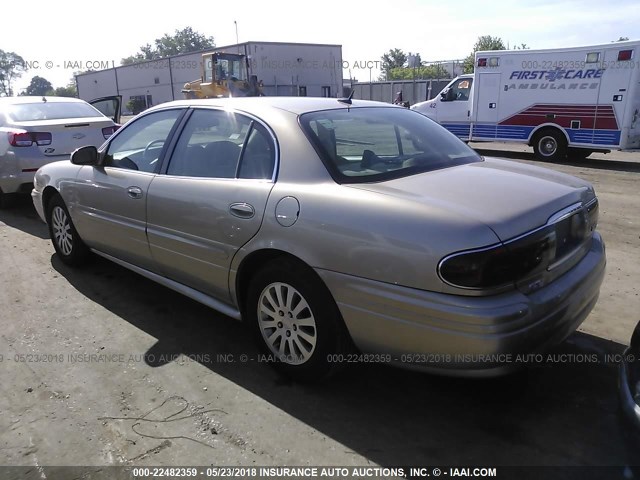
xmin=7 ymin=102 xmax=104 ymax=122
xmin=300 ymin=107 xmax=481 ymax=183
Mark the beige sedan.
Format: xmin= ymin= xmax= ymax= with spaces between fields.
xmin=32 ymin=97 xmax=606 ymax=381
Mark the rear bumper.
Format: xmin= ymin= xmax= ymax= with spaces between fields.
xmin=0 ymin=173 xmax=36 ymax=194
xmin=0 ymin=153 xmax=68 ymax=194
xmin=317 ymin=232 xmax=606 ymax=376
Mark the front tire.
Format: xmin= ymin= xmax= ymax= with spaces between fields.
xmin=47 ymin=195 xmax=90 ymax=266
xmin=246 ymin=259 xmax=348 ymax=381
xmin=533 ymin=129 xmax=567 ymax=162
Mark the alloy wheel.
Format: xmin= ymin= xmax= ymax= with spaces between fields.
xmin=52 ymin=206 xmax=73 ymax=256
xmin=257 ymin=282 xmax=317 ymax=365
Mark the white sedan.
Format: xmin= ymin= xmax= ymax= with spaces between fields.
xmin=0 ymin=95 xmax=120 ymax=207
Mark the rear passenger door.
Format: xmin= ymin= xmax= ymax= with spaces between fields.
xmin=146 ymin=108 xmax=277 ymax=302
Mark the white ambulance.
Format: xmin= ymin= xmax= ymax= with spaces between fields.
xmin=411 ymin=40 xmax=640 ymax=161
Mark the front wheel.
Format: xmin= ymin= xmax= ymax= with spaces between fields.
xmin=533 ymin=129 xmax=567 ymax=162
xmin=246 ymin=259 xmax=349 ymax=381
xmin=47 ymin=195 xmax=90 ymax=266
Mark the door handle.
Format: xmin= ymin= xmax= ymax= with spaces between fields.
xmin=229 ymin=202 xmax=255 ymax=218
xmin=127 ymin=186 xmax=143 ymax=199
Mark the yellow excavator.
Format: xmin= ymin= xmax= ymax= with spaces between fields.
xmin=182 ymin=52 xmax=263 ymax=99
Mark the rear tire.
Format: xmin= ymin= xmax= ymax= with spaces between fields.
xmin=246 ymin=258 xmax=348 ymax=381
xmin=567 ymin=148 xmax=593 ymax=160
xmin=0 ymin=191 xmax=18 ymax=209
xmin=46 ymin=195 xmax=90 ymax=266
xmin=532 ymin=129 xmax=567 ymax=162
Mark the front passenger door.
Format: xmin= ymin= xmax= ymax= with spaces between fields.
xmin=73 ymin=109 xmax=185 ymax=271
xmin=437 ymin=77 xmax=473 ymax=131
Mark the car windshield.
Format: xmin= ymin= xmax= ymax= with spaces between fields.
xmin=7 ymin=102 xmax=103 ymax=122
xmin=300 ymin=107 xmax=481 ymax=183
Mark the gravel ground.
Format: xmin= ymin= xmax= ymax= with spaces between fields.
xmin=1 ymin=143 xmax=639 ymax=474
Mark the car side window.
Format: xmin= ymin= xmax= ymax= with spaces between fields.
xmin=238 ymin=123 xmax=275 ymax=180
xmin=91 ymin=97 xmax=119 ymax=121
xmin=104 ymin=109 xmax=183 ymax=172
xmin=167 ymin=109 xmax=254 ymax=178
xmin=449 ymin=78 xmax=472 ymax=101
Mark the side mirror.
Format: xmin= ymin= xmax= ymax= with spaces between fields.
xmin=440 ymin=89 xmax=450 ymax=102
xmin=71 ymin=146 xmax=99 ymax=165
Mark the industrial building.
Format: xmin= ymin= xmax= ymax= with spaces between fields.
xmin=76 ymin=41 xmax=343 ymax=111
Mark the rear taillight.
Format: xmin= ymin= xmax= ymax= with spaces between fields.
xmin=439 ymin=245 xmax=515 ymax=290
xmin=586 ymin=198 xmax=598 ymax=231
xmin=34 ymin=132 xmax=52 ymax=145
xmin=102 ymin=126 xmax=118 ymax=139
xmin=439 ymin=226 xmax=556 ymax=291
xmin=7 ymin=131 xmax=52 ymax=147
xmin=439 ymin=199 xmax=598 ymax=292
xmin=7 ymin=131 xmax=32 ymax=147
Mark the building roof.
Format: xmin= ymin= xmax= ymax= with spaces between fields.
xmin=75 ymin=41 xmax=342 ymax=77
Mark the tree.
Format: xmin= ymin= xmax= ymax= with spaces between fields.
xmin=126 ymin=98 xmax=146 ymax=115
xmin=121 ymin=27 xmax=215 ymax=65
xmin=24 ymin=76 xmax=53 ymax=96
xmin=380 ymin=48 xmax=408 ymax=79
xmin=387 ymin=63 xmax=451 ymax=80
xmin=0 ymin=50 xmax=27 ymax=96
xmin=52 ymin=86 xmax=77 ymax=98
xmin=50 ymin=76 xmax=77 ymax=98
xmin=463 ymin=35 xmax=507 ymax=74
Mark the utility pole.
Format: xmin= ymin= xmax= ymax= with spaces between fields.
xmin=234 ymin=21 xmax=239 ymax=52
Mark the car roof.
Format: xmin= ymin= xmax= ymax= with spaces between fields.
xmin=146 ymin=96 xmax=402 ymax=115
xmin=0 ymin=96 xmax=88 ymax=105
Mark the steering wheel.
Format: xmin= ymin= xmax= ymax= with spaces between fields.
xmin=143 ymin=139 xmax=165 ymax=163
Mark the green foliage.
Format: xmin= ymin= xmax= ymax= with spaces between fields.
xmin=0 ymin=49 xmax=27 ymax=96
xmin=48 ymin=76 xmax=78 ymax=98
xmin=24 ymin=76 xmax=53 ymax=96
xmin=380 ymin=48 xmax=408 ymax=79
xmin=121 ymin=27 xmax=215 ymax=65
xmin=387 ymin=64 xmax=451 ymax=80
xmin=52 ymin=85 xmax=77 ymax=98
xmin=126 ymin=98 xmax=146 ymax=115
xmin=463 ymin=35 xmax=507 ymax=74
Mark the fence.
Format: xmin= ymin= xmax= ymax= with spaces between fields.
xmin=350 ymin=79 xmax=452 ymax=105
xmin=348 ymin=58 xmax=464 ymax=105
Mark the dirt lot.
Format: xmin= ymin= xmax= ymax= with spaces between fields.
xmin=1 ymin=144 xmax=639 ymax=476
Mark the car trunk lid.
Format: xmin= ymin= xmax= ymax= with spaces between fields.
xmin=16 ymin=117 xmax=113 ymax=158
xmin=346 ymin=157 xmax=594 ymax=242
xmin=348 ymin=157 xmax=598 ymax=293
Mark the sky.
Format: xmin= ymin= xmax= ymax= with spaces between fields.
xmin=2 ymin=0 xmax=639 ymax=93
